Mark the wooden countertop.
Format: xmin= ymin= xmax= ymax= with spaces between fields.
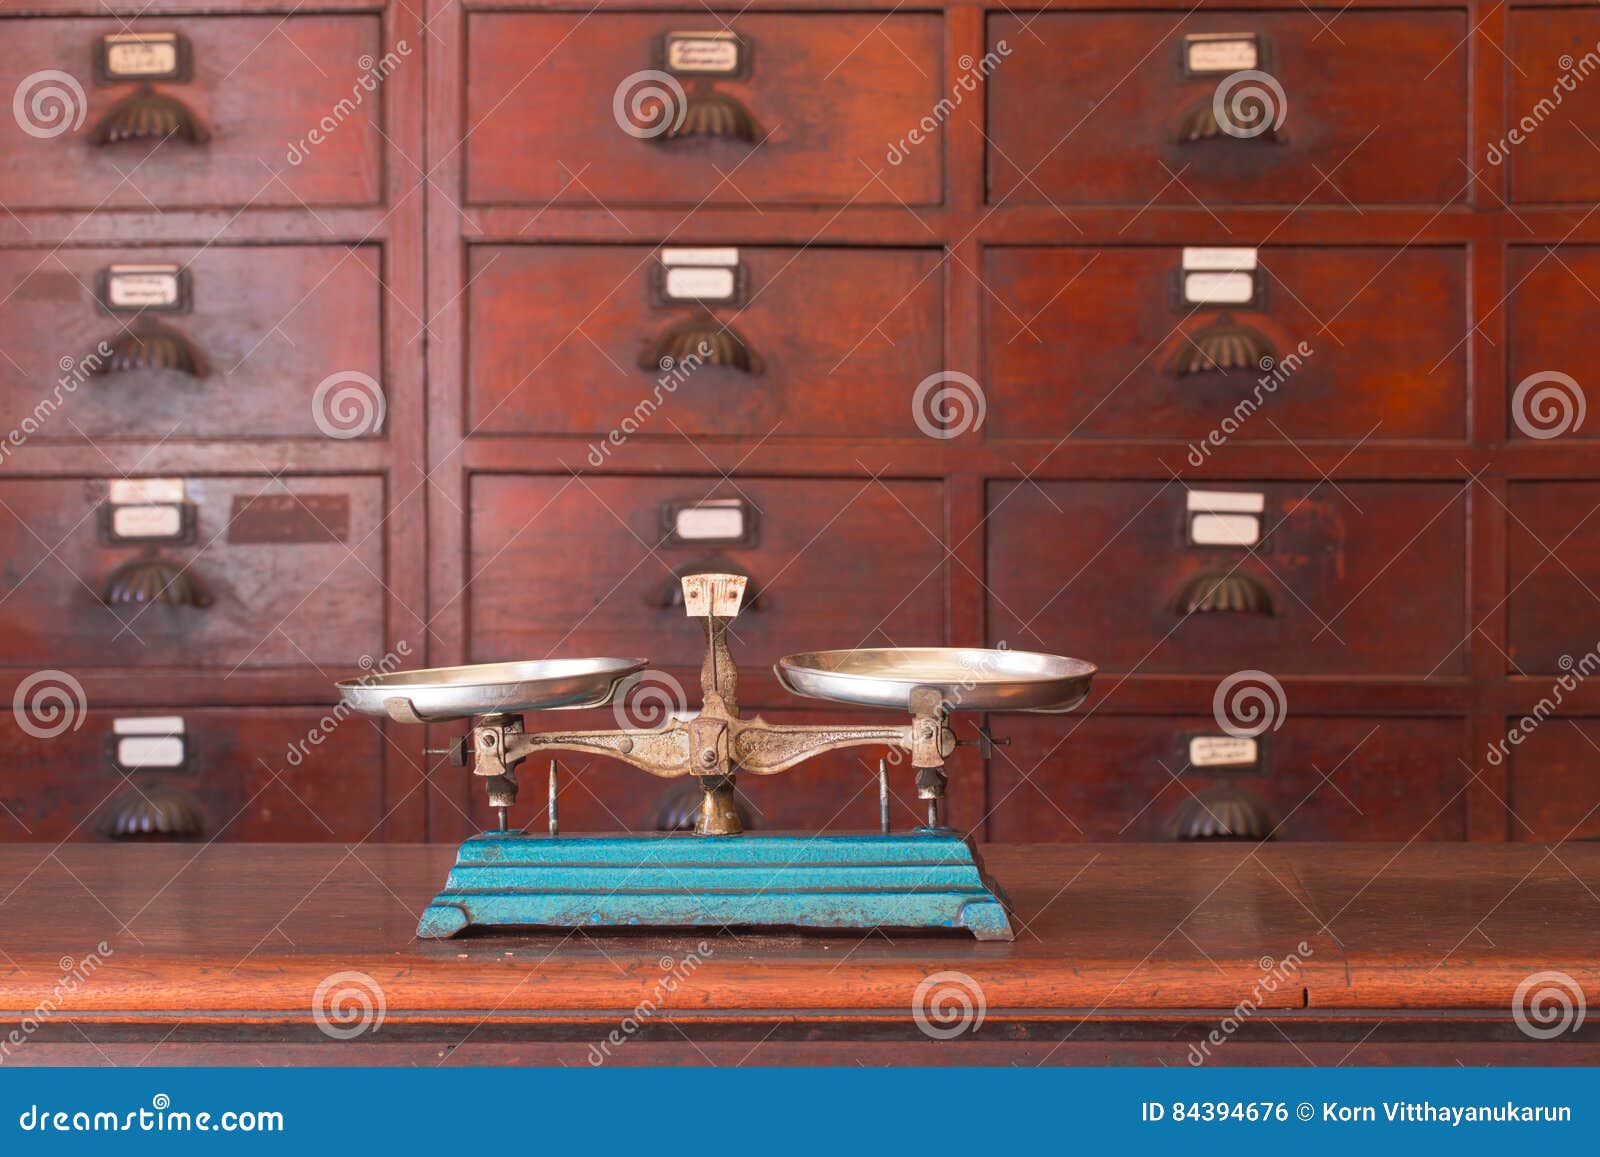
xmin=2 ymin=842 xmax=1596 ymax=1063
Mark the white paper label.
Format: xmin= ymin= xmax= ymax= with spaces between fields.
xmin=1182 ymin=247 xmax=1259 ymax=272
xmin=1187 ymin=490 xmax=1265 ymax=513
xmin=1190 ymin=735 xmax=1258 ymax=768
xmin=113 ymin=716 xmax=186 ymax=769
xmin=1185 ymin=35 xmax=1258 ymax=74
xmin=664 ymin=267 xmax=737 ymax=302
xmin=1191 ymin=512 xmax=1261 ymax=546
xmin=107 ymin=264 xmax=181 ymax=309
xmin=660 ymin=248 xmax=740 ymax=268
xmin=111 ymin=504 xmax=183 ymax=539
xmin=110 ymin=478 xmax=184 ymax=505
xmin=675 ymin=503 xmax=746 ymax=541
xmin=116 ymin=735 xmax=186 ymax=768
xmin=113 ymin=715 xmax=186 ymax=735
xmin=1184 ymin=270 xmax=1255 ymax=305
xmin=104 ymin=34 xmax=179 ymax=78
xmin=666 ymin=32 xmax=741 ymax=75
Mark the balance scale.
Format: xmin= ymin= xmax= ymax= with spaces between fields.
xmin=337 ymin=574 xmax=1095 ymax=941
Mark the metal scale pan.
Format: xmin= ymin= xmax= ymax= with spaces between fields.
xmin=774 ymin=647 xmax=1096 ymax=713
xmin=337 ymin=657 xmax=647 ymax=723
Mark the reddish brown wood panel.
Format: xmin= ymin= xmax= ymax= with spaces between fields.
xmin=0 ymin=476 xmax=386 ymax=670
xmin=986 ymin=713 xmax=1469 ymax=842
xmin=1506 ymin=482 xmax=1600 ymax=676
xmin=1504 ymin=718 xmax=1600 ymax=841
xmin=467 ymin=245 xmax=944 ymax=440
xmin=0 ymin=246 xmax=382 ymax=440
xmin=0 ymin=706 xmax=387 ymax=842
xmin=983 ymin=245 xmax=1469 ymax=441
xmin=986 ymin=10 xmax=1469 ymax=207
xmin=463 ymin=12 xmax=945 ymax=207
xmin=0 ymin=17 xmax=386 ymax=209
xmin=466 ymin=474 xmax=947 ymax=669
xmin=985 ymin=480 xmax=1470 ymax=677
xmin=1505 ymin=245 xmax=1600 ymax=442
xmin=1506 ymin=8 xmax=1600 ymax=203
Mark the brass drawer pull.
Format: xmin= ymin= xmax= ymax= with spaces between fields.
xmin=1169 ymin=784 xmax=1273 ymax=841
xmin=1174 ymin=571 xmax=1274 ymax=616
xmin=665 ymin=86 xmax=759 ymax=143
xmin=102 ymin=550 xmax=212 ymax=609
xmin=1166 ymin=313 xmax=1277 ymax=377
xmin=643 ymin=318 xmax=759 ymax=374
xmin=90 ymin=84 xmax=208 ymax=146
xmin=92 ymin=320 xmax=207 ymax=378
xmin=100 ymin=783 xmax=205 ymax=840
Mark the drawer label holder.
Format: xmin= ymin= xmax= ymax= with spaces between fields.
xmin=1187 ymin=489 xmax=1266 ymax=547
xmin=110 ymin=715 xmax=187 ymax=771
xmin=1182 ymin=33 xmax=1260 ymax=77
xmin=655 ymin=247 xmax=743 ymax=306
xmin=662 ymin=31 xmax=746 ymax=78
xmin=99 ymin=264 xmax=190 ymax=314
xmin=96 ymin=33 xmax=191 ymax=84
xmin=102 ymin=478 xmax=194 ymax=545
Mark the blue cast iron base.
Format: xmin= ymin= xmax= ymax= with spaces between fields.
xmin=416 ymin=829 xmax=1014 ymax=941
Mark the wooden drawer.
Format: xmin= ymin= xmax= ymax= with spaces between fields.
xmin=1506 ymin=719 xmax=1600 ymax=842
xmin=432 ymin=706 xmax=965 ymax=841
xmin=0 ymin=246 xmax=382 ymax=441
xmin=986 ymin=481 xmax=1468 ymax=677
xmin=0 ymin=705 xmax=385 ymax=841
xmin=0 ymin=17 xmax=384 ymax=210
xmin=464 ymin=12 xmax=943 ymax=207
xmin=984 ymin=246 xmax=1467 ymax=442
xmin=987 ymin=714 xmax=1468 ymax=842
xmin=1507 ymin=246 xmax=1599 ymax=441
xmin=987 ymin=10 xmax=1467 ymax=207
xmin=0 ymin=476 xmax=385 ymax=669
xmin=1506 ymin=10 xmax=1600 ymax=203
xmin=467 ymin=475 xmax=945 ymax=668
xmin=1507 ymin=483 xmax=1600 ymax=675
xmin=468 ymin=245 xmax=942 ymax=440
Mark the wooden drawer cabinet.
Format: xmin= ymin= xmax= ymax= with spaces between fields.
xmin=1507 ymin=483 xmax=1600 ymax=675
xmin=467 ymin=475 xmax=945 ymax=668
xmin=1506 ymin=719 xmax=1600 ymax=842
xmin=0 ymin=17 xmax=384 ymax=210
xmin=1506 ymin=9 xmax=1600 ymax=203
xmin=0 ymin=476 xmax=385 ymax=670
xmin=464 ymin=12 xmax=943 ymax=207
xmin=987 ymin=10 xmax=1468 ymax=207
xmin=0 ymin=705 xmax=385 ymax=842
xmin=984 ymin=246 xmax=1468 ymax=442
xmin=987 ymin=714 xmax=1468 ymax=842
xmin=0 ymin=246 xmax=382 ymax=441
xmin=468 ymin=246 xmax=943 ymax=440
xmin=1506 ymin=246 xmax=1600 ymax=441
xmin=986 ymin=481 xmax=1468 ymax=677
